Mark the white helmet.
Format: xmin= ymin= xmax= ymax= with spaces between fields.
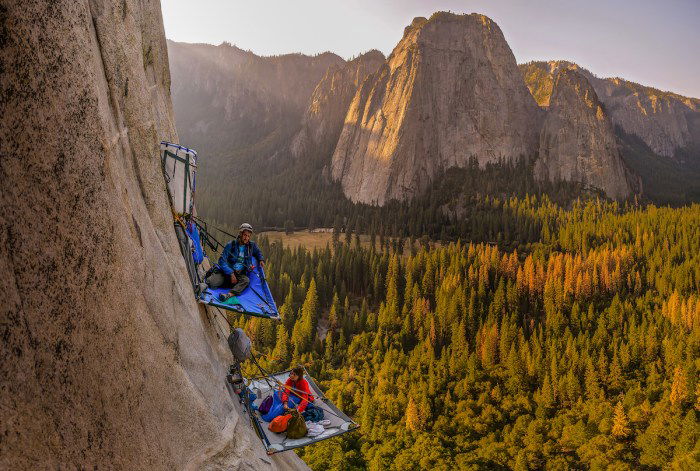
xmin=239 ymin=222 xmax=253 ymax=233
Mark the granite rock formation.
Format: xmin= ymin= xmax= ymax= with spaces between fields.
xmin=330 ymin=12 xmax=543 ymax=205
xmin=521 ymin=60 xmax=700 ymax=158
xmin=0 ymin=1 xmax=306 ymax=469
xmin=291 ymin=50 xmax=386 ymax=159
xmin=535 ymin=69 xmax=632 ymax=199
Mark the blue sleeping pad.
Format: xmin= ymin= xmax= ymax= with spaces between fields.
xmin=198 ymin=262 xmax=280 ymax=320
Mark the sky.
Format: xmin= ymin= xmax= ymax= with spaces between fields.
xmin=161 ymin=0 xmax=700 ymax=98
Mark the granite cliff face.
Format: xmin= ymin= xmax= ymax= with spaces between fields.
xmin=291 ymin=50 xmax=385 ymax=159
xmin=592 ymin=77 xmax=700 ymax=159
xmin=521 ymin=61 xmax=700 ymax=158
xmin=0 ymin=1 xmax=305 ymax=469
xmin=330 ymin=13 xmax=543 ymax=205
xmin=536 ymin=69 xmax=632 ymax=199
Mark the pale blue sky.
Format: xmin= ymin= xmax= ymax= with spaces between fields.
xmin=162 ymin=0 xmax=700 ymax=98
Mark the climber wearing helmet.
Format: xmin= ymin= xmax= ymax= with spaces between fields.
xmin=206 ymin=223 xmax=265 ymax=301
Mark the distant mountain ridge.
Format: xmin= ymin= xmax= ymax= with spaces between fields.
xmin=168 ymin=40 xmax=343 ymax=161
xmin=167 ymin=12 xmax=700 ymax=209
xmin=520 ymin=60 xmax=700 ymax=159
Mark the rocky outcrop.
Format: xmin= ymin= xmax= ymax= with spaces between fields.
xmin=331 ymin=12 xmax=542 ymax=205
xmin=521 ymin=61 xmax=700 ymax=158
xmin=168 ymin=40 xmax=344 ymax=160
xmin=592 ymin=78 xmax=700 ymax=158
xmin=536 ymin=69 xmax=632 ymax=199
xmin=291 ymin=50 xmax=385 ymax=159
xmin=0 ymin=1 xmax=306 ymax=469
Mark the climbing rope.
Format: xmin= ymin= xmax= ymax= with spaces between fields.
xmin=191 ymin=215 xmax=238 ymax=241
xmin=207 ymin=306 xmax=229 ymax=339
xmin=191 ymin=218 xmax=225 ymax=255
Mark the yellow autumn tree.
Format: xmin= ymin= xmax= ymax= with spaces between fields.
xmin=611 ymin=401 xmax=630 ymax=438
xmin=670 ymin=366 xmax=688 ymax=407
xmin=405 ymin=397 xmax=421 ymax=431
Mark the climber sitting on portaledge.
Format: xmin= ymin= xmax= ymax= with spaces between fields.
xmin=206 ymin=223 xmax=264 ymax=301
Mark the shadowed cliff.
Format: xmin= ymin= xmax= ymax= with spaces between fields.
xmin=0 ymin=1 xmax=307 ymax=469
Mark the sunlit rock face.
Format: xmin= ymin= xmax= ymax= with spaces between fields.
xmin=535 ymin=69 xmax=633 ymax=200
xmin=291 ymin=50 xmax=386 ymax=160
xmin=521 ymin=60 xmax=700 ymax=159
xmin=331 ymin=12 xmax=543 ymax=205
xmin=0 ymin=1 xmax=307 ymax=469
xmin=592 ymin=77 xmax=700 ymax=159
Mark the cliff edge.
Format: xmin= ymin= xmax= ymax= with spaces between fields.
xmin=0 ymin=1 xmax=306 ymax=469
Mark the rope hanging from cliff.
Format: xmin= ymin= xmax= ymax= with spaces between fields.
xmin=191 ymin=215 xmax=238 ymax=242
xmin=214 ymin=305 xmax=236 ymax=332
xmin=208 ymin=306 xmax=229 ymax=338
xmin=249 ymin=351 xmax=278 ymax=392
xmin=190 ymin=217 xmax=225 ymax=255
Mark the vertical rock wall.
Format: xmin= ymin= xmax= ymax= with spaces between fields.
xmin=331 ymin=12 xmax=542 ymax=205
xmin=290 ymin=50 xmax=386 ymax=160
xmin=535 ymin=69 xmax=632 ymax=199
xmin=0 ymin=1 xmax=306 ymax=469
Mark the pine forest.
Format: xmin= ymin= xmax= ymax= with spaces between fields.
xmin=220 ymin=198 xmax=700 ymax=470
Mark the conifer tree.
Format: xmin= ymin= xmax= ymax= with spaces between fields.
xmin=608 ymin=350 xmax=624 ymax=394
xmin=670 ymin=366 xmax=688 ymax=408
xmin=324 ymin=331 xmax=333 ymax=364
xmin=584 ymin=358 xmax=601 ymax=400
xmin=360 ymin=374 xmax=374 ymax=430
xmin=405 ymin=397 xmax=421 ymax=432
xmin=611 ymin=402 xmax=630 ymax=438
xmin=280 ymin=285 xmax=296 ymax=332
xmin=271 ymin=325 xmax=290 ymax=368
xmin=328 ymin=292 xmax=340 ymax=333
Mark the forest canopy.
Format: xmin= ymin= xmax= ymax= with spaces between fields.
xmin=217 ymin=198 xmax=700 ymax=470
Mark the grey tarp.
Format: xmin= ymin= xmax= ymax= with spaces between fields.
xmin=160 ymin=141 xmax=197 ymax=216
xmin=246 ymin=369 xmax=358 ymax=454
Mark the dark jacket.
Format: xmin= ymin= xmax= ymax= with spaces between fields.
xmin=218 ymin=239 xmax=264 ymax=276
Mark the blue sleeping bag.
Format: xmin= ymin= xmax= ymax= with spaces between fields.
xmin=185 ymin=221 xmax=204 ymax=265
xmin=261 ymin=390 xmax=301 ymax=422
